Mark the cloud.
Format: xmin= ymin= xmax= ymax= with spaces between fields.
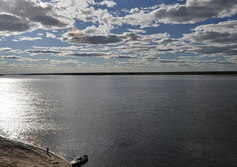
xmin=0 ymin=47 xmax=13 ymax=52
xmin=37 ymin=33 xmax=44 ymax=36
xmin=32 ymin=45 xmax=80 ymax=51
xmin=0 ymin=55 xmax=20 ymax=59
xmin=17 ymin=36 xmax=43 ymax=41
xmin=25 ymin=49 xmax=62 ymax=54
xmin=62 ymin=29 xmax=141 ymax=44
xmin=182 ymin=20 xmax=237 ymax=56
xmin=66 ymin=52 xmax=106 ymax=57
xmin=46 ymin=32 xmax=57 ymax=38
xmin=25 ymin=48 xmax=108 ymax=58
xmin=52 ymin=0 xmax=117 ymax=31
xmin=183 ymin=20 xmax=237 ymax=45
xmin=0 ymin=0 xmax=68 ymax=35
xmin=117 ymin=10 xmax=159 ymax=28
xmin=110 ymin=54 xmax=138 ymax=59
xmin=120 ymin=55 xmax=236 ymax=67
xmin=0 ymin=47 xmax=22 ymax=53
xmin=0 ymin=0 xmax=237 ymax=73
xmin=142 ymin=55 xmax=159 ymax=60
xmin=189 ymin=45 xmax=237 ymax=57
xmin=0 ymin=14 xmax=30 ymax=33
xmin=65 ymin=34 xmax=123 ymax=44
xmin=1 ymin=0 xmax=237 ymax=38
xmin=51 ymin=0 xmax=158 ymax=32
xmin=190 ymin=31 xmax=237 ymax=44
xmin=63 ymin=26 xmax=170 ymax=46
xmin=127 ymin=29 xmax=146 ymax=34
xmin=153 ymin=0 xmax=237 ymax=24
xmin=98 ymin=0 xmax=116 ymax=8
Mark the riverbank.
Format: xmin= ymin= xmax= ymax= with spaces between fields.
xmin=0 ymin=136 xmax=70 ymax=167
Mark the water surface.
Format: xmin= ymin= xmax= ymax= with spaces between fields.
xmin=0 ymin=75 xmax=237 ymax=166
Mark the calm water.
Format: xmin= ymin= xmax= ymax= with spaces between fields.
xmin=0 ymin=75 xmax=237 ymax=167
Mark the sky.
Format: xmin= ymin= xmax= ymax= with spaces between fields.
xmin=0 ymin=0 xmax=237 ymax=73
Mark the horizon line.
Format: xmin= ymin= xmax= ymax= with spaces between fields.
xmin=1 ymin=71 xmax=237 ymax=76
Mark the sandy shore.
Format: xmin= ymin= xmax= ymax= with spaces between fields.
xmin=0 ymin=136 xmax=70 ymax=167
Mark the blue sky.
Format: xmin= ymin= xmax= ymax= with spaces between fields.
xmin=0 ymin=0 xmax=237 ymax=73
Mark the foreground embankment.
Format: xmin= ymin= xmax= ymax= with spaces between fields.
xmin=0 ymin=136 xmax=70 ymax=167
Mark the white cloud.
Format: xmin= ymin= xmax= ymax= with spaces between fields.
xmin=117 ymin=10 xmax=159 ymax=28
xmin=0 ymin=47 xmax=22 ymax=53
xmin=0 ymin=0 xmax=69 ymax=36
xmin=127 ymin=29 xmax=146 ymax=34
xmin=183 ymin=20 xmax=237 ymax=45
xmin=152 ymin=0 xmax=237 ymax=24
xmin=0 ymin=47 xmax=12 ymax=52
xmin=1 ymin=0 xmax=237 ymax=38
xmin=0 ymin=55 xmax=20 ymax=59
xmin=18 ymin=36 xmax=42 ymax=41
xmin=37 ymin=33 xmax=44 ymax=36
xmin=46 ymin=32 xmax=57 ymax=38
xmin=62 ymin=29 xmax=143 ymax=44
xmin=182 ymin=20 xmax=237 ymax=57
xmin=98 ymin=0 xmax=116 ymax=8
xmin=0 ymin=0 xmax=237 ymax=73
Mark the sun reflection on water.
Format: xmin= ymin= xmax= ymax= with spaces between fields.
xmin=0 ymin=77 xmax=63 ymax=147
xmin=0 ymin=78 xmax=30 ymax=139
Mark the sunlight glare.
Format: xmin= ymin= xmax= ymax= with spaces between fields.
xmin=39 ymin=2 xmax=48 ymax=9
xmin=70 ymin=28 xmax=81 ymax=37
xmin=0 ymin=78 xmax=28 ymax=139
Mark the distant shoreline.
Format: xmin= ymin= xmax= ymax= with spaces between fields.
xmin=1 ymin=71 xmax=237 ymax=76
